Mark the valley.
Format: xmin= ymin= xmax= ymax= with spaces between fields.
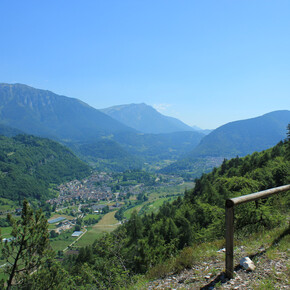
xmin=0 ymin=83 xmax=288 ymax=288
xmin=1 ymin=1 xmax=290 ymax=287
xmin=0 ymin=169 xmax=193 ymax=258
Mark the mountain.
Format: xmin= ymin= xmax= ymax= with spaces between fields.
xmin=0 ymin=84 xmax=206 ymax=171
xmin=68 ymin=139 xmax=143 ymax=172
xmin=0 ymin=124 xmax=23 ymax=137
xmin=101 ymin=103 xmax=194 ymax=134
xmin=189 ymin=110 xmax=290 ymax=157
xmin=191 ymin=125 xmax=212 ymax=135
xmin=0 ymin=83 xmax=135 ymax=142
xmin=113 ymin=131 xmax=205 ymax=163
xmin=0 ymin=134 xmax=91 ymax=203
xmin=162 ymin=110 xmax=290 ymax=176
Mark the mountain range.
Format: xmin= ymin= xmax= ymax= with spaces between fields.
xmin=0 ymin=83 xmax=289 ymax=175
xmin=161 ymin=110 xmax=290 ymax=176
xmin=0 ymin=83 xmax=135 ymax=142
xmin=0 ymin=83 xmax=205 ymax=169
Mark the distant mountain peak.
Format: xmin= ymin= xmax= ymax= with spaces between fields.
xmin=101 ymin=103 xmax=195 ymax=134
xmin=162 ymin=110 xmax=290 ymax=177
xmin=0 ymin=83 xmax=136 ymax=142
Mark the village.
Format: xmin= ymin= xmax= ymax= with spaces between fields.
xmin=46 ymin=171 xmax=184 ymax=212
xmin=43 ymin=171 xmax=186 ymax=243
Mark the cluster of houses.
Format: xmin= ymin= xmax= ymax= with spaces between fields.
xmin=46 ymin=172 xmax=147 ymax=208
xmin=46 ymin=172 xmax=185 ymax=214
xmin=48 ymin=216 xmax=76 ymax=234
xmin=46 ymin=173 xmax=115 ymax=206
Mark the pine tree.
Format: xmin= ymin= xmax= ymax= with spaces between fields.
xmin=1 ymin=200 xmax=51 ymax=289
xmin=286 ymin=124 xmax=290 ymax=160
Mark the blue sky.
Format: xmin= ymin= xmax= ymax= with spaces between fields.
xmin=1 ymin=0 xmax=289 ymax=129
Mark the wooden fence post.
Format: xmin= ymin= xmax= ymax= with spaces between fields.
xmin=225 ymin=203 xmax=234 ymax=278
xmin=225 ymin=184 xmax=290 ymax=279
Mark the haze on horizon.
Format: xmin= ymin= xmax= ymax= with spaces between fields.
xmin=1 ymin=1 xmax=289 ymax=129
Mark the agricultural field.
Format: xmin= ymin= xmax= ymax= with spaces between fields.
xmin=122 ymin=181 xmax=194 ymax=219
xmin=75 ymin=211 xmax=119 ymax=247
xmin=0 ymin=226 xmax=12 ymax=239
xmin=50 ymin=229 xmax=78 ymax=252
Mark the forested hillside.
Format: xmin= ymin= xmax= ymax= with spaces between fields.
xmin=162 ymin=110 xmax=290 ymax=176
xmin=0 ymin=124 xmax=23 ymax=137
xmin=58 ymin=137 xmax=289 ymax=288
xmin=68 ymin=139 xmax=143 ymax=171
xmin=113 ymin=130 xmax=205 ymax=162
xmin=0 ymin=84 xmax=204 ymax=171
xmin=0 ymin=134 xmax=90 ymax=203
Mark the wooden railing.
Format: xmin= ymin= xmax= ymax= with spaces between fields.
xmin=225 ymin=184 xmax=290 ymax=278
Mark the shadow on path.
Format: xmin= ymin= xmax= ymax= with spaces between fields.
xmin=201 ymin=226 xmax=289 ymax=289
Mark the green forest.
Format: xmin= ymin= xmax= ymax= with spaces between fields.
xmin=2 ymin=133 xmax=288 ymax=289
xmin=0 ymin=134 xmax=90 ymax=204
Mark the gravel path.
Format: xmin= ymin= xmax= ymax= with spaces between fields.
xmin=143 ymin=249 xmax=289 ymax=289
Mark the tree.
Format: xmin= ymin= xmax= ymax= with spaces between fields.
xmin=0 ymin=200 xmax=51 ymax=289
xmin=102 ymin=205 xmax=110 ymax=214
xmin=286 ymin=124 xmax=290 ymax=160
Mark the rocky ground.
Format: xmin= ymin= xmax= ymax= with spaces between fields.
xmin=143 ymin=247 xmax=289 ymax=289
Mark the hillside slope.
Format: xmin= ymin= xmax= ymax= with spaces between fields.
xmin=59 ymin=138 xmax=289 ymax=288
xmin=162 ymin=110 xmax=290 ymax=176
xmin=68 ymin=139 xmax=143 ymax=171
xmin=0 ymin=84 xmax=205 ymax=171
xmin=0 ymin=83 xmax=135 ymax=142
xmin=101 ymin=103 xmax=194 ymax=134
xmin=0 ymin=134 xmax=90 ymax=203
xmin=114 ymin=130 xmax=205 ymax=162
xmin=190 ymin=110 xmax=290 ymax=157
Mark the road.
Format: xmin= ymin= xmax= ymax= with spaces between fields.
xmin=63 ymin=227 xmax=87 ymax=252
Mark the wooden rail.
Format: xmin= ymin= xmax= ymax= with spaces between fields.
xmin=225 ymin=184 xmax=290 ymax=278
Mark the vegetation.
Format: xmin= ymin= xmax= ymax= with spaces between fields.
xmin=163 ymin=110 xmax=290 ymax=176
xmin=69 ymin=140 xmax=143 ymax=172
xmin=0 ymin=127 xmax=288 ymax=288
xmin=59 ymin=138 xmax=289 ymax=287
xmin=0 ymin=200 xmax=52 ymax=289
xmin=0 ymin=134 xmax=90 ymax=203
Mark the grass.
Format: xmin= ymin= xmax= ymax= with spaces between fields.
xmin=83 ymin=213 xmax=101 ymax=221
xmin=122 ymin=181 xmax=193 ymax=219
xmin=146 ymin=239 xmax=225 ymax=280
xmin=75 ymin=211 xmax=119 ymax=247
xmin=142 ymin=221 xmax=290 ymax=287
xmin=144 ymin=196 xmax=177 ymax=213
xmin=0 ymin=226 xmax=12 ymax=238
xmin=123 ymin=204 xmax=143 ymax=219
xmin=96 ymin=211 xmax=118 ymax=227
xmin=50 ymin=229 xmax=77 ymax=252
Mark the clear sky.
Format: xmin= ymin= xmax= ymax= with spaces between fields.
xmin=1 ymin=0 xmax=289 ymax=129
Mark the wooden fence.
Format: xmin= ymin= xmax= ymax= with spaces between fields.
xmin=225 ymin=184 xmax=290 ymax=278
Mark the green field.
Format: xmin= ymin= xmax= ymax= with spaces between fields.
xmin=50 ymin=229 xmax=77 ymax=252
xmin=0 ymin=226 xmax=12 ymax=238
xmin=83 ymin=213 xmax=101 ymax=221
xmin=122 ymin=181 xmax=194 ymax=219
xmin=75 ymin=211 xmax=119 ymax=247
